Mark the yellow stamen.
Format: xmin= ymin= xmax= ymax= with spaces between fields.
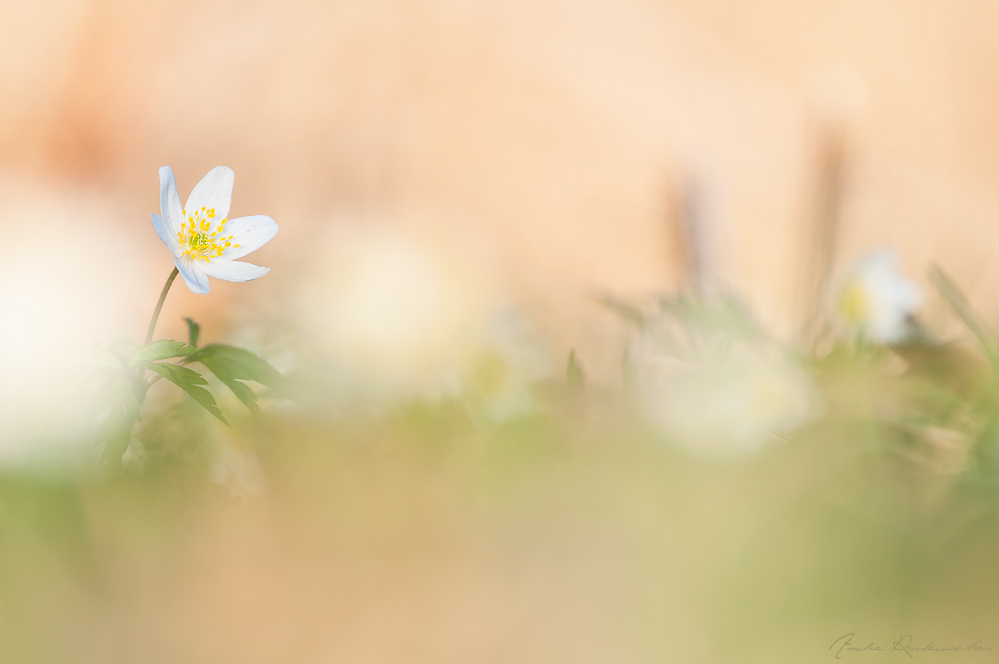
xmin=175 ymin=212 xmax=241 ymax=264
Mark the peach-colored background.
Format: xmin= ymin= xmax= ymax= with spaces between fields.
xmin=4 ymin=0 xmax=999 ymax=376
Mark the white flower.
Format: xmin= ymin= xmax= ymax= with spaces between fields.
xmin=459 ymin=314 xmax=551 ymax=424
xmin=0 ymin=184 xmax=142 ymax=470
xmin=635 ymin=346 xmax=815 ymax=454
xmin=151 ymin=166 xmax=278 ymax=294
xmin=837 ymin=250 xmax=923 ymax=344
xmin=298 ymin=226 xmax=493 ymax=398
xmin=630 ymin=300 xmax=817 ymax=454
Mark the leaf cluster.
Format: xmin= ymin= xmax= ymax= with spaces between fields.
xmin=90 ymin=320 xmax=284 ymax=466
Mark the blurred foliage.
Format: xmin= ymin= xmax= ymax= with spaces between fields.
xmin=88 ymin=323 xmax=284 ymax=469
xmin=3 ymin=345 xmax=999 ymax=661
xmin=6 ymin=272 xmax=999 ymax=661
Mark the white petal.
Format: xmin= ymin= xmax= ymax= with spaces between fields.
xmin=159 ymin=166 xmax=184 ymax=232
xmin=220 ymin=215 xmax=279 ymax=260
xmin=201 ymin=259 xmax=270 ymax=283
xmin=174 ymin=256 xmax=210 ymax=294
xmin=151 ymin=212 xmax=180 ymax=255
xmin=184 ymin=166 xmax=234 ymax=221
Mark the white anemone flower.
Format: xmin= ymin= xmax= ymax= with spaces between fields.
xmin=151 ymin=166 xmax=278 ymax=294
xmin=634 ymin=344 xmax=816 ymax=454
xmin=837 ymin=250 xmax=923 ymax=344
xmin=459 ymin=314 xmax=551 ymax=424
xmin=298 ymin=226 xmax=493 ymax=398
xmin=630 ymin=300 xmax=817 ymax=455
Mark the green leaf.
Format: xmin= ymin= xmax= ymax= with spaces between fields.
xmin=594 ymin=292 xmax=645 ymax=328
xmin=184 ymin=317 xmax=201 ymax=348
xmin=91 ymin=371 xmax=143 ymax=421
xmin=97 ymin=405 xmax=135 ymax=466
xmin=567 ymin=349 xmax=585 ymax=389
xmin=129 ymin=339 xmax=196 ymax=366
xmin=198 ymin=345 xmax=284 ymax=388
xmin=929 ymin=265 xmax=999 ymax=364
xmin=109 ymin=337 xmax=140 ymax=363
xmin=137 ymin=360 xmax=208 ymax=386
xmin=211 ymin=368 xmax=261 ymax=415
xmin=137 ymin=360 xmax=229 ymax=426
xmin=622 ymin=348 xmax=636 ymax=396
xmin=190 ymin=344 xmax=285 ymax=415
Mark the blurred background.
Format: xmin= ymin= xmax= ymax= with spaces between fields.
xmin=11 ymin=0 xmax=999 ymax=358
xmin=4 ymin=0 xmax=999 ymax=661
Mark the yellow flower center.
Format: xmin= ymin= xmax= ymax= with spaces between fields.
xmin=838 ymin=281 xmax=869 ymax=324
xmin=177 ymin=206 xmax=241 ymax=262
xmin=469 ymin=350 xmax=512 ymax=400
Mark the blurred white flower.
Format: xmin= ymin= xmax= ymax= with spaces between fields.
xmin=631 ymin=300 xmax=817 ymax=454
xmin=298 ymin=225 xmax=494 ymax=398
xmin=152 ymin=166 xmax=278 ymax=294
xmin=0 ymin=182 xmax=145 ymax=468
xmin=297 ymin=223 xmax=551 ymax=415
xmin=459 ymin=314 xmax=551 ymax=424
xmin=836 ymin=250 xmax=923 ymax=344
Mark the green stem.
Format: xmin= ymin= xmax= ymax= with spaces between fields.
xmin=145 ymin=267 xmax=179 ymax=344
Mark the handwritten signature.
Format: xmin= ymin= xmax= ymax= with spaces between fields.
xmin=829 ymin=633 xmax=991 ymax=659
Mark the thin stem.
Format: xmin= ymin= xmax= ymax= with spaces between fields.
xmin=145 ymin=267 xmax=179 ymax=344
